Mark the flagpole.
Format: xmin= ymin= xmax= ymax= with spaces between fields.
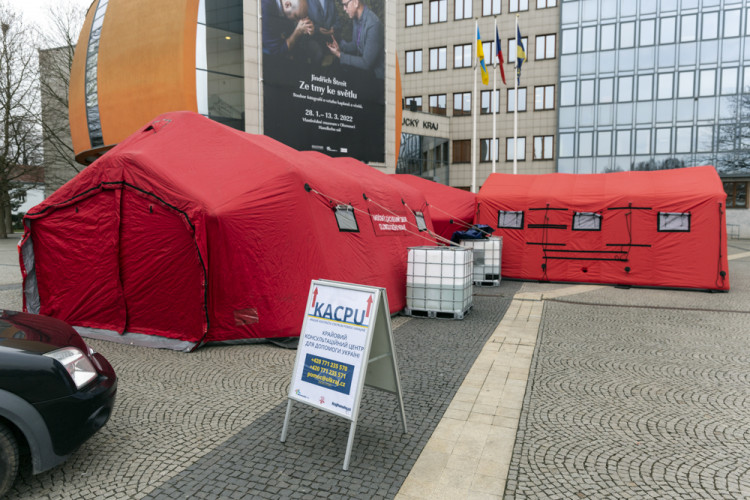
xmin=513 ymin=14 xmax=519 ymax=175
xmin=472 ymin=19 xmax=478 ymax=193
xmin=492 ymin=17 xmax=498 ymax=174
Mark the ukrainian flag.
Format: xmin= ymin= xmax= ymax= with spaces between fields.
xmin=477 ymin=27 xmax=488 ymax=85
xmin=516 ymin=25 xmax=527 ymax=84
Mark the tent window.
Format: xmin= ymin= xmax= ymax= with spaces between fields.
xmin=415 ymin=211 xmax=427 ymax=231
xmin=498 ymin=210 xmax=524 ymax=229
xmin=572 ymin=212 xmax=601 ymax=231
xmin=658 ymin=212 xmax=690 ymax=232
xmin=335 ymin=205 xmax=359 ymax=232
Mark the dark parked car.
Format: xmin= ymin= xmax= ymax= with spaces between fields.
xmin=0 ymin=310 xmax=117 ymax=496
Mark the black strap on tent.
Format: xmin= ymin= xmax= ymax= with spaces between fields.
xmin=717 ymin=202 xmax=727 ymax=288
xmin=528 ymin=224 xmax=567 ymax=229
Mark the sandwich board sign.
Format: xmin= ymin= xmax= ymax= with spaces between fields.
xmin=280 ymin=279 xmax=407 ymax=470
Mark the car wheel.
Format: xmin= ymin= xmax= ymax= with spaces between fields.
xmin=0 ymin=423 xmax=18 ymax=497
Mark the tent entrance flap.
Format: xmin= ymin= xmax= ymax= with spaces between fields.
xmin=118 ymin=188 xmax=206 ymax=343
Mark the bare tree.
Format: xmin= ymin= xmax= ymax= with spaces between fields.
xmin=0 ymin=2 xmax=42 ymax=237
xmin=38 ymin=2 xmax=87 ymax=195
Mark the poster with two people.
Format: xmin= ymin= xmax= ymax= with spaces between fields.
xmin=261 ymin=0 xmax=385 ymax=163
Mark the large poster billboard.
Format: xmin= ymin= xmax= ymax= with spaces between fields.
xmin=261 ymin=0 xmax=385 ymax=163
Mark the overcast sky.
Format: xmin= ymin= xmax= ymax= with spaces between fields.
xmin=11 ymin=0 xmax=92 ymax=32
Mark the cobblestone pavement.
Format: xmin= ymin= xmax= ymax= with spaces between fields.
xmin=3 ymin=231 xmax=750 ymax=499
xmin=3 ymin=230 xmax=520 ymax=500
xmin=505 ymin=241 xmax=750 ymax=499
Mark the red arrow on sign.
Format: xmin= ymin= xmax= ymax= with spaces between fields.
xmin=366 ymin=296 xmax=373 ymax=317
xmin=312 ymin=288 xmax=318 ymax=308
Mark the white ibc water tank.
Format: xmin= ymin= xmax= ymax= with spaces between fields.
xmin=406 ymin=246 xmax=473 ymax=317
xmin=459 ymin=236 xmax=502 ymax=285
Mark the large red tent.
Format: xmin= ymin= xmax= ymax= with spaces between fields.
xmin=21 ymin=112 xmax=436 ymax=351
xmin=476 ymin=167 xmax=729 ymax=291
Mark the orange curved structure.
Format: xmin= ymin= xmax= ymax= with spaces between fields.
xmin=69 ymin=0 xmax=199 ymax=164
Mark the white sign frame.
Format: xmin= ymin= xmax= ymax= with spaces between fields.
xmin=280 ymin=279 xmax=407 ymax=470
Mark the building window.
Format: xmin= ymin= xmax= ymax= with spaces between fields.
xmin=455 ymin=0 xmax=472 ymax=20
xmin=675 ymin=127 xmax=692 ymax=153
xmin=534 ymin=85 xmax=554 ymax=110
xmin=597 ymin=131 xmax=612 ymax=156
xmin=699 ymin=69 xmax=716 ymax=97
xmin=406 ymin=3 xmax=423 ymax=26
xmin=480 ymin=138 xmax=499 ymax=162
xmin=620 ymin=21 xmax=635 ymax=48
xmin=508 ymin=38 xmax=529 ymax=64
xmin=559 ymin=133 xmax=574 ymax=157
xmin=655 ymin=128 xmax=671 ymax=154
xmin=616 ymin=130 xmax=631 ymax=156
xmin=660 ymin=17 xmax=676 ymax=44
xmin=507 ymin=88 xmax=527 ymax=112
xmin=578 ymin=132 xmax=593 ymax=157
xmin=725 ymin=10 xmax=741 ymax=38
xmin=536 ymin=0 xmax=556 ymax=8
xmin=535 ymin=34 xmax=556 ymax=60
xmin=702 ymin=12 xmax=719 ymax=40
xmin=533 ymin=136 xmax=554 ymax=160
xmin=506 ymin=137 xmax=526 ymax=161
xmin=481 ymin=90 xmax=500 ymax=114
xmin=334 ymin=205 xmax=359 ymax=232
xmin=429 ymin=0 xmax=447 ymax=23
xmin=601 ymin=24 xmax=615 ymax=50
xmin=429 ymin=94 xmax=446 ymax=115
xmin=640 ymin=19 xmax=655 ymax=46
xmin=581 ymin=27 xmax=596 ymax=52
xmin=681 ymin=14 xmax=697 ymax=43
xmin=599 ymin=78 xmax=613 ymax=103
xmin=454 ymin=43 xmax=472 ymax=68
xmin=637 ymin=75 xmax=653 ymax=101
xmin=404 ymin=96 xmax=422 ymax=111
xmin=560 ymin=81 xmax=576 ymax=106
xmin=696 ymin=125 xmax=713 ymax=153
xmin=405 ymin=50 xmax=423 ymax=73
xmin=509 ymin=0 xmax=528 ymax=13
xmin=617 ymin=76 xmax=633 ymax=102
xmin=483 ymin=0 xmax=501 ymax=16
xmin=561 ymin=29 xmax=577 ymax=54
xmin=429 ymin=47 xmax=447 ymax=71
xmin=84 ymin=0 xmax=111 ymax=147
xmin=452 ymin=139 xmax=471 ymax=163
xmin=579 ymin=80 xmax=595 ymax=105
xmin=453 ymin=92 xmax=471 ymax=116
xmin=635 ymin=129 xmax=651 ymax=155
xmin=724 ymin=181 xmax=748 ymax=208
xmin=657 ymin=73 xmax=673 ymax=99
xmin=678 ymin=71 xmax=694 ymax=98
xmin=722 ymin=68 xmax=738 ymax=95
xmin=483 ymin=41 xmax=498 ymax=65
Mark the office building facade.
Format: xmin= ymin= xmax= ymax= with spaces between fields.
xmin=397 ymin=0 xmax=750 ymax=229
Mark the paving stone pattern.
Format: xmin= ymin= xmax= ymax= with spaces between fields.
xmin=144 ymin=288 xmax=518 ymax=499
xmin=506 ymin=300 xmax=750 ymax=499
xmin=5 ymin=285 xmax=518 ymax=499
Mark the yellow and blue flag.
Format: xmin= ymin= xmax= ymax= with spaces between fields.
xmin=477 ymin=27 xmax=489 ymax=85
xmin=516 ymin=25 xmax=527 ymax=84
